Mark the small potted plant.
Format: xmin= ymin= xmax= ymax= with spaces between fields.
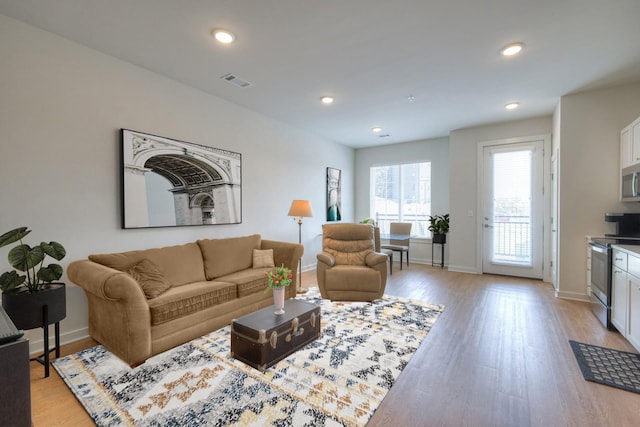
xmin=428 ymin=214 xmax=450 ymax=244
xmin=360 ymin=218 xmax=377 ymax=226
xmin=0 ymin=226 xmax=67 ymax=330
xmin=264 ymin=264 xmax=293 ymax=315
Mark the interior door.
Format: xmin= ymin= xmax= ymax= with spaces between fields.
xmin=550 ymin=149 xmax=558 ymax=290
xmin=482 ymin=140 xmax=544 ymax=279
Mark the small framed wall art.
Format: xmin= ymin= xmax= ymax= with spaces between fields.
xmin=121 ymin=129 xmax=242 ymax=229
xmin=326 ymin=167 xmax=342 ymax=221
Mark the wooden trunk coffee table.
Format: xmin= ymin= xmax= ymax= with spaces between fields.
xmin=230 ymin=299 xmax=321 ymax=372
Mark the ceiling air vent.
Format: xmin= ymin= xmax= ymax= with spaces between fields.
xmin=221 ymin=73 xmax=252 ymax=88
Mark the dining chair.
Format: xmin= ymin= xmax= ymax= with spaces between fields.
xmin=374 ymin=226 xmax=393 ymax=275
xmin=381 ymin=222 xmax=412 ymax=270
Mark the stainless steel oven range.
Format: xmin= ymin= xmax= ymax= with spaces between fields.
xmin=588 ymin=238 xmax=638 ymax=329
xmin=588 ymin=212 xmax=640 ymax=329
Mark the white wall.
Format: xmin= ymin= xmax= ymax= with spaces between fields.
xmin=448 ymin=117 xmax=553 ymax=273
xmin=0 ymin=14 xmax=353 ymax=352
xmin=354 ymin=137 xmax=450 ymax=264
xmin=556 ymin=82 xmax=640 ymax=300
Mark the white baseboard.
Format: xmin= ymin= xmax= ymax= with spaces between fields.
xmin=555 ymin=290 xmax=590 ymax=302
xmin=447 ymin=265 xmax=479 ymax=274
xmin=27 ymin=326 xmax=89 ymax=357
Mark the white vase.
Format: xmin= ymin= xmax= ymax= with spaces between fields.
xmin=273 ymin=287 xmax=285 ymax=315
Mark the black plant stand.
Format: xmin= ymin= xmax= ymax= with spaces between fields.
xmin=2 ymin=283 xmax=66 ymax=378
xmin=30 ymin=305 xmax=61 ymax=378
xmin=431 ymin=234 xmax=446 ymax=269
xmin=431 ymin=242 xmax=446 ymax=268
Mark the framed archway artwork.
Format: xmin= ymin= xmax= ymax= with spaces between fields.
xmin=121 ymin=129 xmax=242 ymax=229
xmin=326 ymin=167 xmax=342 ymax=222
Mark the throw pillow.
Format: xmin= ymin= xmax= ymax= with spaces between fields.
xmin=126 ymin=258 xmax=172 ymax=299
xmin=253 ymin=249 xmax=275 ymax=268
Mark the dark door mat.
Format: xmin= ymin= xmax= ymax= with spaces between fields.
xmin=569 ymin=340 xmax=640 ymax=394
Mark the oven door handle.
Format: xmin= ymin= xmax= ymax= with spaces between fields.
xmin=589 ymin=244 xmax=607 ymax=254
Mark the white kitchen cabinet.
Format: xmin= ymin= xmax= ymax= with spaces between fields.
xmin=620 ymin=116 xmax=640 ymax=168
xmin=628 ymin=274 xmax=640 ymax=350
xmin=633 ymin=119 xmax=640 ymax=166
xmin=610 ymin=245 xmax=640 ymax=351
xmin=612 ymin=265 xmax=628 ymax=334
xmin=621 ymin=125 xmax=632 ymax=168
xmin=613 ymin=248 xmax=627 ymax=270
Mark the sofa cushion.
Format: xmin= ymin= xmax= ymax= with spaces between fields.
xmin=126 ymin=258 xmax=172 ymax=299
xmin=197 ymin=234 xmax=261 ymax=279
xmin=253 ymin=249 xmax=275 ymax=268
xmin=147 ymin=281 xmax=237 ymax=326
xmin=89 ymin=242 xmax=206 ymax=286
xmin=217 ymin=268 xmax=272 ymax=298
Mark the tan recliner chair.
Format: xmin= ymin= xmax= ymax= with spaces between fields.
xmin=316 ymin=223 xmax=388 ymax=301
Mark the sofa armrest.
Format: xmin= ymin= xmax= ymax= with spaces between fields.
xmin=261 ymin=240 xmax=304 ymax=298
xmin=67 ymin=259 xmax=151 ymax=366
xmin=365 ymin=252 xmax=388 ymax=267
xmin=316 ymin=252 xmax=335 ymax=267
xmin=68 ymin=259 xmax=147 ymax=301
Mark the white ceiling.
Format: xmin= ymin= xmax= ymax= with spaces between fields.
xmin=2 ymin=0 xmax=640 ymax=148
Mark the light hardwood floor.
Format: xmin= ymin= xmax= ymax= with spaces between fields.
xmin=30 ymin=264 xmax=640 ymax=426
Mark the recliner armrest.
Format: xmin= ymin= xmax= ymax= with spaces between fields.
xmin=366 ymin=251 xmax=388 ymax=267
xmin=317 ymin=252 xmax=335 ymax=267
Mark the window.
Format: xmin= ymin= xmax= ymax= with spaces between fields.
xmin=370 ymin=162 xmax=431 ymax=237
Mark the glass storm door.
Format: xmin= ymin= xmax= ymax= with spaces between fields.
xmin=482 ymin=141 xmax=543 ymax=279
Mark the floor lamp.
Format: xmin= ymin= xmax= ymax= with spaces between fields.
xmin=288 ymin=199 xmax=313 ymax=294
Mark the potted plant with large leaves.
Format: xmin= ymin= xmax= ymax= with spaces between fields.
xmin=0 ymin=227 xmax=67 ymax=330
xmin=428 ymin=214 xmax=450 ymax=244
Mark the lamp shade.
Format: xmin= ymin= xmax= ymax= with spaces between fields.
xmin=288 ymin=200 xmax=313 ymax=217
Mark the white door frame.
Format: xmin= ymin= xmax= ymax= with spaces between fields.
xmin=551 ymin=148 xmax=559 ymax=292
xmin=476 ymin=134 xmax=552 ymax=282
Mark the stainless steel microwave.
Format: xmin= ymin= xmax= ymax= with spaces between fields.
xmin=622 ymin=164 xmax=640 ymax=201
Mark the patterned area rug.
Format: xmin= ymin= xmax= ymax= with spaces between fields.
xmin=53 ymin=290 xmax=444 ymax=426
xmin=569 ymin=340 xmax=640 ymax=394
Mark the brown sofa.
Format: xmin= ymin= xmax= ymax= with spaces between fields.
xmin=67 ymin=234 xmax=303 ymax=366
xmin=316 ymin=223 xmax=387 ymax=301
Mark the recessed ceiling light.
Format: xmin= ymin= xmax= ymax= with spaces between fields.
xmin=505 ymin=102 xmax=520 ymax=110
xmin=372 ymin=127 xmax=383 ymax=133
xmin=320 ymin=96 xmax=334 ymax=104
xmin=212 ymin=29 xmax=235 ymax=44
xmin=501 ymin=42 xmax=524 ymax=56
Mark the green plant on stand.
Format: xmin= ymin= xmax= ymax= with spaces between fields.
xmin=428 ymin=214 xmax=450 ymax=243
xmin=0 ymin=226 xmax=68 ymax=378
xmin=0 ymin=226 xmax=66 ymax=294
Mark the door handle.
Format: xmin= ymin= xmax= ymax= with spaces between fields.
xmin=484 ymin=224 xmax=493 ymax=228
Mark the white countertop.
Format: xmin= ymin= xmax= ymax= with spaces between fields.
xmin=611 ymin=244 xmax=640 ymax=256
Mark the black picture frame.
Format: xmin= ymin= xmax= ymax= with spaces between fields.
xmin=120 ymin=129 xmax=242 ymax=229
xmin=326 ymin=167 xmax=342 ymax=222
